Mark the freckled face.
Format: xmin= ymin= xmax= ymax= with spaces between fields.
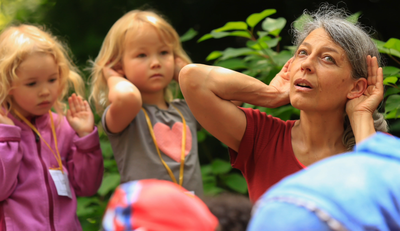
xmin=289 ymin=28 xmax=355 ymax=112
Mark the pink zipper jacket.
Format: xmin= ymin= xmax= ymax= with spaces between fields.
xmin=0 ymin=112 xmax=104 ymax=231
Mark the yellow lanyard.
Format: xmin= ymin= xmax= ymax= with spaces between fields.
xmin=141 ymin=105 xmax=186 ymax=186
xmin=13 ymin=110 xmax=63 ymax=173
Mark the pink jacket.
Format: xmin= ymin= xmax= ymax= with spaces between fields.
xmin=0 ymin=112 xmax=104 ymax=231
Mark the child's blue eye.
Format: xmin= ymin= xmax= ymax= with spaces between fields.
xmin=137 ymin=53 xmax=146 ymax=58
xmin=161 ymin=51 xmax=169 ymax=55
xmin=26 ymin=82 xmax=36 ymax=87
xmin=49 ymin=78 xmax=57 ymax=83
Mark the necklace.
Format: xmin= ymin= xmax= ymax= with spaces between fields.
xmin=141 ymin=104 xmax=187 ymax=186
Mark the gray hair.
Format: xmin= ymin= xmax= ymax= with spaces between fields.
xmin=291 ymin=4 xmax=388 ymax=149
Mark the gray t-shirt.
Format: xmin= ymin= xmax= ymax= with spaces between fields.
xmin=102 ymin=99 xmax=203 ymax=195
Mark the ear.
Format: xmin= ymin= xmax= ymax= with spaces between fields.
xmin=347 ymin=78 xmax=367 ymax=99
xmin=113 ymin=61 xmax=126 ymax=77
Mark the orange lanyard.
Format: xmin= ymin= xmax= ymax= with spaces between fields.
xmin=141 ymin=105 xmax=186 ymax=186
xmin=13 ymin=110 xmax=63 ymax=173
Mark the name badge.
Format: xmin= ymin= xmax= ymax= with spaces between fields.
xmin=49 ymin=169 xmax=72 ymax=198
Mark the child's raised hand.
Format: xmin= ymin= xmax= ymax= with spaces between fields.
xmin=103 ymin=62 xmax=125 ymax=81
xmin=0 ymin=109 xmax=14 ymax=125
xmin=66 ymin=93 xmax=94 ymax=137
xmin=174 ymin=57 xmax=189 ymax=83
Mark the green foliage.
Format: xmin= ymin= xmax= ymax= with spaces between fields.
xmin=199 ymin=8 xmax=296 ymax=118
xmin=373 ymin=38 xmax=400 ymax=122
xmin=201 ymin=159 xmax=248 ymax=196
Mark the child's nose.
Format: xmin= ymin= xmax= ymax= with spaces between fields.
xmin=150 ymin=56 xmax=161 ymax=69
xmin=39 ymin=87 xmax=50 ymax=96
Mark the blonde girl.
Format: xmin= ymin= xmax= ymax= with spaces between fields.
xmin=0 ymin=24 xmax=104 ymax=231
xmin=89 ymin=9 xmax=203 ymax=195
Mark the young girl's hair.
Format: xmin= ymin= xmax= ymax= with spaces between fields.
xmin=0 ymin=24 xmax=85 ymax=116
xmin=89 ymin=9 xmax=192 ymax=114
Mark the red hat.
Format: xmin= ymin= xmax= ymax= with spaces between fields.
xmin=102 ymin=179 xmax=219 ymax=231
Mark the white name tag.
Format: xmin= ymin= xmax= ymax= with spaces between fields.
xmin=49 ymin=169 xmax=72 ymax=198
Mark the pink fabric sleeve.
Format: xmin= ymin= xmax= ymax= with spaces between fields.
xmin=0 ymin=125 xmax=23 ymax=201
xmin=66 ymin=126 xmax=104 ymax=197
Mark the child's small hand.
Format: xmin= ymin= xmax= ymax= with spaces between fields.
xmin=66 ymin=93 xmax=94 ymax=137
xmin=0 ymin=109 xmax=14 ymax=125
xmin=174 ymin=57 xmax=189 ymax=83
xmin=103 ymin=62 xmax=125 ymax=81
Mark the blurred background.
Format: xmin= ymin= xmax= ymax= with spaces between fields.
xmin=2 ymin=0 xmax=399 ymax=230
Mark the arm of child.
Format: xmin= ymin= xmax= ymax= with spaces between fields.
xmin=65 ymin=126 xmax=104 ymax=197
xmin=179 ymin=58 xmax=292 ymax=152
xmin=104 ymin=66 xmax=142 ymax=133
xmin=0 ymin=112 xmax=23 ymax=201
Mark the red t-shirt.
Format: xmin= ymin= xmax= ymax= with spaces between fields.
xmin=229 ymin=107 xmax=304 ymax=202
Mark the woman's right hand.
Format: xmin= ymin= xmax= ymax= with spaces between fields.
xmin=0 ymin=110 xmax=14 ymax=125
xmin=268 ymin=57 xmax=293 ymax=105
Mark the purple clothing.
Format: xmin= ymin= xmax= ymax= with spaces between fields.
xmin=0 ymin=112 xmax=104 ymax=231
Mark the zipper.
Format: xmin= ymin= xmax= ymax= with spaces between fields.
xmin=34 ymin=127 xmax=56 ymax=231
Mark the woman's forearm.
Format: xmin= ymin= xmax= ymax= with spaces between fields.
xmin=349 ymin=112 xmax=376 ymax=143
xmin=181 ymin=64 xmax=288 ymax=108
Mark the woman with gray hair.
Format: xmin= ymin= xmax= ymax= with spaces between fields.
xmin=179 ymin=4 xmax=388 ymax=202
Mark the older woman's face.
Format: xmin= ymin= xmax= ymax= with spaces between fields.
xmin=289 ymin=28 xmax=355 ymax=112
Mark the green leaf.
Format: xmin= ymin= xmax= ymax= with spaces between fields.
xmin=384 ymin=87 xmax=400 ymax=98
xmin=374 ymin=39 xmax=400 ymax=58
xmin=100 ymin=140 xmax=113 ymax=158
xmin=214 ymin=21 xmax=248 ymax=32
xmin=197 ymin=33 xmax=213 ymax=42
xmin=293 ymin=14 xmax=312 ymax=31
xmin=201 ymin=164 xmax=213 ymax=177
xmin=262 ymin=17 xmax=286 ymax=36
xmin=76 ymin=197 xmax=101 ymax=217
xmin=346 ymin=11 xmax=361 ymax=24
xmin=180 ymin=28 xmax=198 ymax=42
xmin=205 ymin=51 xmax=223 ymax=61
xmin=264 ymin=37 xmax=281 ymax=48
xmin=221 ymin=173 xmax=248 ymax=194
xmin=383 ymin=76 xmax=398 ymax=85
xmin=246 ymin=9 xmax=276 ymax=28
xmin=211 ymin=159 xmax=232 ymax=175
xmin=220 ymin=47 xmax=257 ymax=60
xmin=203 ymin=184 xmax=225 ymax=196
xmin=384 ymin=38 xmax=400 ymax=53
xmin=197 ymin=129 xmax=207 ymax=142
xmin=215 ymin=58 xmax=248 ymax=70
xmin=383 ymin=66 xmax=400 ymax=76
xmin=97 ymin=173 xmax=120 ymax=196
xmin=209 ymin=30 xmax=251 ymax=40
xmin=385 ymin=94 xmax=400 ymax=112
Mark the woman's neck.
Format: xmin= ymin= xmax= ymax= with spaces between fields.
xmin=141 ymin=91 xmax=169 ymax=110
xmin=292 ymin=110 xmax=348 ymax=166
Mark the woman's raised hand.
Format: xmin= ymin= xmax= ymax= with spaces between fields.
xmin=268 ymin=57 xmax=293 ymax=105
xmin=67 ymin=93 xmax=94 ymax=137
xmin=346 ymin=55 xmax=384 ymax=117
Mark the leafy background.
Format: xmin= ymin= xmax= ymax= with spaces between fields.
xmin=2 ymin=0 xmax=400 ymax=230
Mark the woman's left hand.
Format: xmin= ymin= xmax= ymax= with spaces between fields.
xmin=67 ymin=93 xmax=94 ymax=137
xmin=346 ymin=55 xmax=384 ymax=117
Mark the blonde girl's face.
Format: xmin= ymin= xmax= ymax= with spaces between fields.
xmin=121 ymin=24 xmax=174 ymax=95
xmin=9 ymin=53 xmax=60 ymax=118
